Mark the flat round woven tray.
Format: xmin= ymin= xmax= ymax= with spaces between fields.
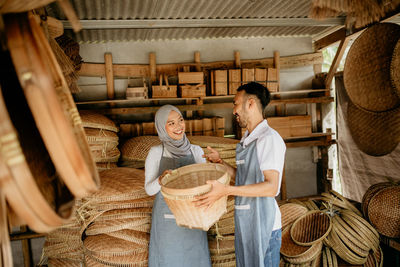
xmin=361 ymin=182 xmax=393 ymax=218
xmin=88 ymin=168 xmax=148 ymax=203
xmin=391 ymin=40 xmax=400 ymax=98
xmin=121 ymin=136 xmax=161 ymax=162
xmin=188 ymin=136 xmax=239 ymax=150
xmin=80 ymin=110 xmax=118 ymax=132
xmin=344 ymin=22 xmax=400 ymax=112
xmin=280 ymin=203 xmax=308 ymax=230
xmin=368 ymin=185 xmax=400 ymax=238
xmin=95 ymin=208 xmax=152 ymax=222
xmin=347 ymin=100 xmax=400 ymax=156
xmin=85 ymin=217 xmax=152 ymax=236
xmin=88 ymin=250 xmax=148 ymax=267
xmin=84 ymin=234 xmax=147 ymax=257
xmin=290 ymin=210 xmax=332 ymax=246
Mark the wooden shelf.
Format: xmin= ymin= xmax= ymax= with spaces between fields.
xmin=284 ymin=132 xmax=334 ymax=148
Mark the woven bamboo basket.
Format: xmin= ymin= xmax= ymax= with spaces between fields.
xmin=95 ymin=208 xmax=152 ymax=222
xmin=322 ymin=246 xmax=337 ymax=267
xmin=86 ymin=250 xmax=148 ymax=267
xmin=280 ymin=203 xmax=308 ymax=230
xmin=209 ymin=238 xmax=235 ymax=255
xmin=281 ymin=226 xmax=322 ymax=264
xmin=188 ymin=136 xmax=239 ymax=150
xmin=85 ymin=217 xmax=152 ymax=236
xmin=161 ymin=163 xmax=230 ymax=230
xmin=96 ymin=162 xmax=118 ymax=171
xmin=80 ymin=110 xmax=118 ymax=132
xmin=290 ymin=210 xmax=332 ymax=246
xmin=391 ymin=40 xmax=400 ymax=98
xmin=105 ymin=229 xmax=150 ymax=246
xmin=212 ymin=258 xmax=236 ymax=267
xmin=84 ymin=234 xmax=147 ymax=257
xmin=91 ymin=196 xmax=155 ymax=211
xmin=343 ymin=23 xmax=400 ymax=112
xmin=361 ymin=182 xmax=393 ymax=219
xmin=121 ymin=136 xmax=161 ymax=162
xmin=211 ymin=252 xmax=235 ymax=263
xmin=368 ymin=185 xmax=400 ymax=238
xmin=85 ymin=128 xmax=119 ymax=149
xmin=48 ymin=258 xmax=82 ymax=267
xmin=91 ymin=147 xmax=121 ymax=163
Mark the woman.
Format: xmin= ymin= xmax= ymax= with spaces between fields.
xmin=145 ymin=105 xmax=211 ymax=267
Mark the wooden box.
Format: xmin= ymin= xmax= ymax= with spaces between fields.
xmin=126 ymin=87 xmax=148 ymax=99
xmin=152 ymin=75 xmax=177 ymax=98
xmin=202 ymin=118 xmax=213 ymax=136
xmin=255 ymin=68 xmax=267 ymax=86
xmin=229 ymin=69 xmax=241 ymax=95
xmin=211 ymin=70 xmax=228 ymax=96
xmin=178 ymin=72 xmax=204 ymax=84
xmin=179 ymin=84 xmax=206 ymax=98
xmin=267 ymin=116 xmax=311 ymax=138
xmin=213 ymin=117 xmax=225 ymax=137
xmin=242 ymin=68 xmax=255 ymax=83
xmin=193 ymin=119 xmax=203 ymax=136
xmin=267 ymin=68 xmax=278 ymax=92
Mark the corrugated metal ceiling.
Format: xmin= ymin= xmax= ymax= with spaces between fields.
xmin=46 ymin=0 xmax=342 ymax=42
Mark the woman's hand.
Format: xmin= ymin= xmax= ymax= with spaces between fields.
xmin=158 ymin=169 xmax=172 ymax=185
xmin=202 ymin=146 xmax=222 ymax=163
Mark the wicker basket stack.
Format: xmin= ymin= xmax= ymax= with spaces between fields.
xmin=80 ymin=111 xmax=120 ymax=171
xmin=279 ymin=191 xmax=383 ymax=267
xmin=120 ymin=136 xmax=161 ymax=169
xmin=362 ymin=182 xmax=400 ymax=238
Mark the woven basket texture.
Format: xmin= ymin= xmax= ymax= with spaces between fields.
xmin=96 ymin=162 xmax=118 ymax=171
xmin=88 ymin=168 xmax=148 ymax=203
xmin=212 ymin=258 xmax=236 ymax=267
xmin=347 ymin=100 xmax=400 ymax=156
xmin=280 ymin=203 xmax=308 ymax=230
xmin=201 ymin=148 xmax=236 ymax=159
xmin=368 ymin=185 xmax=400 ymax=238
xmin=85 ymin=217 xmax=152 ymax=236
xmin=361 ymin=182 xmax=393 ymax=218
xmin=90 ymin=196 xmax=154 ymax=211
xmin=211 ymin=252 xmax=235 ymax=262
xmin=212 ymin=216 xmax=234 ymax=230
xmin=208 ymin=225 xmax=235 ymax=236
xmin=105 ymin=229 xmax=150 ymax=246
xmin=161 ymin=163 xmax=230 ymax=230
xmin=95 ymin=208 xmax=152 ymax=222
xmin=290 ymin=210 xmax=332 ymax=246
xmin=344 ymin=23 xmax=400 ymax=112
xmin=88 ymin=250 xmax=148 ymax=267
xmin=209 ymin=239 xmax=235 ymax=255
xmin=85 ymin=128 xmax=118 ymax=148
xmin=91 ymin=147 xmax=121 ymax=162
xmin=80 ymin=111 xmax=118 ymax=132
xmin=121 ymin=136 xmax=161 ymax=161
xmin=84 ymin=234 xmax=147 ymax=257
xmin=332 ymin=219 xmax=369 ymax=258
xmin=328 ymin=190 xmax=362 ymax=217
xmin=188 ymin=136 xmax=239 ymax=150
xmin=48 ymin=258 xmax=82 ymax=267
xmin=392 ymin=40 xmax=400 ymax=98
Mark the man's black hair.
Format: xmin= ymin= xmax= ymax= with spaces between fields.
xmin=237 ymin=82 xmax=271 ymax=111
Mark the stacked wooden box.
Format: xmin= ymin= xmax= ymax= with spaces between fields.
xmin=178 ymin=72 xmax=206 ymax=98
xmin=126 ymin=77 xmax=148 ymax=100
xmin=151 ymin=74 xmax=177 ymax=98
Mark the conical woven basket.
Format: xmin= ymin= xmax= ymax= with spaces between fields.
xmin=87 ymin=250 xmax=148 ymax=267
xmin=280 ymin=203 xmax=308 ymax=230
xmin=95 ymin=208 xmax=152 ymax=222
xmin=80 ymin=110 xmax=118 ymax=132
xmin=85 ymin=217 xmax=151 ymax=236
xmin=290 ymin=210 xmax=332 ymax=246
xmin=121 ymin=136 xmax=161 ymax=162
xmin=161 ymin=163 xmax=230 ymax=230
xmin=344 ymin=22 xmax=400 ymax=112
xmin=368 ymin=185 xmax=400 ymax=238
xmin=347 ymin=100 xmax=400 ymax=156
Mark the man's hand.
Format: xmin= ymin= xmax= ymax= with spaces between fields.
xmin=158 ymin=169 xmax=172 ymax=185
xmin=202 ymin=146 xmax=222 ymax=163
xmin=194 ymin=180 xmax=228 ymax=210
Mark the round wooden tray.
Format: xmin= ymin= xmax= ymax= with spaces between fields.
xmin=5 ymin=13 xmax=99 ymax=198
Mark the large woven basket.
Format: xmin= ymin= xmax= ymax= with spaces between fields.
xmin=347 ymin=100 xmax=400 ymax=156
xmin=290 ymin=210 xmax=332 ymax=246
xmin=90 ymin=147 xmax=121 ymax=163
xmin=84 ymin=234 xmax=147 ymax=257
xmin=161 ymin=163 xmax=230 ymax=230
xmin=361 ymin=182 xmax=393 ymax=218
xmin=85 ymin=128 xmax=119 ymax=150
xmin=105 ymin=229 xmax=150 ymax=246
xmin=188 ymin=136 xmax=239 ymax=150
xmin=343 ymin=22 xmax=400 ymax=112
xmin=121 ymin=136 xmax=161 ymax=162
xmin=368 ymin=185 xmax=400 ymax=238
xmin=80 ymin=110 xmax=118 ymax=132
xmin=280 ymin=203 xmax=308 ymax=230
xmin=392 ymin=40 xmax=400 ymax=98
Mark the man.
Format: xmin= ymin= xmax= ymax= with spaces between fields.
xmin=196 ymin=82 xmax=286 ymax=267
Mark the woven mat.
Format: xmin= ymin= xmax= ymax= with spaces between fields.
xmin=121 ymin=136 xmax=161 ymax=161
xmin=344 ymin=22 xmax=400 ymax=112
xmin=347 ymin=100 xmax=400 ymax=156
xmin=80 ymin=111 xmax=118 ymax=132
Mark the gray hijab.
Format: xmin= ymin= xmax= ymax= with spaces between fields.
xmin=155 ymin=105 xmax=191 ymax=158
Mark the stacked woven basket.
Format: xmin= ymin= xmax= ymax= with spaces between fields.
xmin=279 ymin=190 xmax=383 ymax=267
xmin=344 ymin=22 xmax=400 ymax=157
xmin=120 ymin=136 xmax=161 ymax=169
xmin=80 ymin=111 xmax=120 ymax=171
xmin=42 ymin=168 xmax=154 ymax=266
xmin=362 ymin=182 xmax=400 ymax=239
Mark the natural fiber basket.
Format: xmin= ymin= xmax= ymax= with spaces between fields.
xmin=188 ymin=136 xmax=239 ymax=150
xmin=281 ymin=226 xmax=322 ymax=264
xmin=212 ymin=258 xmax=236 ymax=267
xmin=391 ymin=40 xmax=400 ymax=98
xmin=84 ymin=234 xmax=147 ymax=257
xmin=85 ymin=217 xmax=152 ymax=236
xmin=91 ymin=147 xmax=121 ymax=163
xmin=96 ymin=162 xmax=117 ymax=171
xmin=290 ymin=210 xmax=332 ymax=246
xmin=90 ymin=196 xmax=155 ymax=211
xmin=80 ymin=110 xmax=118 ymax=132
xmin=48 ymin=258 xmax=82 ymax=267
xmin=280 ymin=203 xmax=308 ymax=230
xmin=211 ymin=252 xmax=235 ymax=262
xmin=85 ymin=128 xmax=118 ymax=149
xmin=87 ymin=250 xmax=148 ymax=267
xmin=368 ymin=185 xmax=400 ymax=238
xmin=209 ymin=238 xmax=235 ymax=255
xmin=95 ymin=208 xmax=152 ymax=222
xmin=121 ymin=136 xmax=161 ymax=162
xmin=347 ymin=100 xmax=400 ymax=157
xmin=344 ymin=23 xmax=400 ymax=112
xmin=161 ymin=163 xmax=230 ymax=230
xmin=361 ymin=182 xmax=393 ymax=218
xmin=105 ymin=229 xmax=150 ymax=246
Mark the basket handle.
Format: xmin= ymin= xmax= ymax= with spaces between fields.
xmin=159 ymin=74 xmax=163 ymax=86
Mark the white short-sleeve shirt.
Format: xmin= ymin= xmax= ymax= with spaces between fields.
xmin=144 ymin=144 xmax=206 ymax=196
xmin=240 ymin=119 xmax=286 ymax=230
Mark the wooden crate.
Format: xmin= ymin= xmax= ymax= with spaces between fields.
xmin=152 ymin=75 xmax=177 ymax=98
xmin=126 ymin=87 xmax=148 ymax=99
xmin=179 ymin=84 xmax=206 ymax=98
xmin=267 ymin=116 xmax=311 ymax=138
xmin=229 ymin=69 xmax=241 ymax=95
xmin=213 ymin=117 xmax=225 ymax=137
xmin=255 ymin=68 xmax=267 ymax=86
xmin=267 ymin=68 xmax=278 ymax=92
xmin=202 ymin=118 xmax=213 ymax=136
xmin=211 ymin=70 xmax=228 ymax=96
xmin=178 ymin=72 xmax=204 ymax=84
xmin=193 ymin=119 xmax=203 ymax=136
xmin=242 ymin=68 xmax=255 ymax=83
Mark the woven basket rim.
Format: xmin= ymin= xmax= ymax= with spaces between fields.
xmin=391 ymin=39 xmax=400 ymax=98
xmin=80 ymin=110 xmax=118 ymax=132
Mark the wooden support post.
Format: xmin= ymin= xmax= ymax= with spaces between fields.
xmin=20 ymin=226 xmax=33 ymax=267
xmin=234 ymin=51 xmax=241 ymax=68
xmin=149 ymin=52 xmax=156 ymax=83
xmin=325 ymin=37 xmax=350 ymax=90
xmin=104 ymin=53 xmax=115 ymax=100
xmin=273 ymin=51 xmax=285 ymax=116
xmin=194 ymin=51 xmax=201 ymax=72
